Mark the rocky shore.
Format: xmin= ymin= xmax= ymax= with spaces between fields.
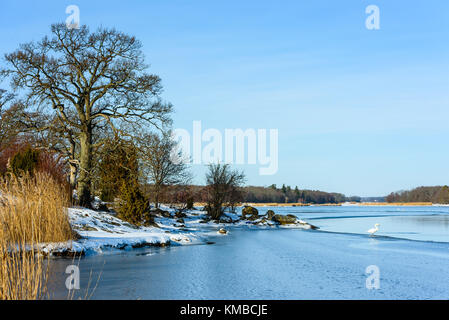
xmin=40 ymin=205 xmax=319 ymax=257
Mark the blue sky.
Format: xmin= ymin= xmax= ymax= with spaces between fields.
xmin=1 ymin=1 xmax=448 ymax=196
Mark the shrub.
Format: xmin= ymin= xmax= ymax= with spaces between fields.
xmin=205 ymin=163 xmax=245 ymax=220
xmin=0 ymin=139 xmax=28 ymax=176
xmin=5 ymin=146 xmax=71 ymax=203
xmin=9 ymin=147 xmax=40 ymax=177
xmin=115 ymin=182 xmax=152 ymax=226
xmin=37 ymin=151 xmax=69 ymax=187
xmin=97 ymin=139 xmax=140 ymax=202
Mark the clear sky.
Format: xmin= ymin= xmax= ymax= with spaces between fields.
xmin=1 ymin=0 xmax=448 ymax=196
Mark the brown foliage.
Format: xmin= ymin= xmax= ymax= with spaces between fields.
xmin=1 ymin=142 xmax=71 ymax=204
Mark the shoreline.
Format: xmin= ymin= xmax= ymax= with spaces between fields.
xmin=40 ymin=201 xmax=447 ymax=257
xmin=194 ymin=202 xmax=440 ymax=207
xmin=41 ymin=205 xmax=314 ymax=257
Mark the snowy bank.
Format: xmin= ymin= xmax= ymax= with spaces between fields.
xmin=40 ymin=205 xmax=316 ymax=256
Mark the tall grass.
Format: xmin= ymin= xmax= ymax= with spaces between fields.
xmin=0 ymin=172 xmax=74 ymax=300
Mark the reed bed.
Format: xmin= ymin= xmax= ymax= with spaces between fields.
xmin=0 ymin=172 xmax=74 ymax=300
xmin=361 ymin=202 xmax=433 ymax=206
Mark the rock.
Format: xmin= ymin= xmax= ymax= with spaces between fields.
xmin=97 ymin=203 xmax=110 ymax=212
xmin=272 ymin=214 xmax=298 ymax=225
xmin=253 ymin=217 xmax=268 ymax=225
xmin=242 ymin=206 xmax=259 ymax=220
xmin=247 ymin=215 xmax=260 ymax=221
xmin=175 ymin=211 xmax=187 ymax=218
xmin=176 ymin=218 xmax=185 ymax=224
xmin=298 ymin=220 xmax=320 ymax=230
xmin=78 ymin=225 xmax=98 ymax=231
xmin=266 ymin=210 xmax=275 ymax=220
xmin=151 ymin=208 xmax=172 ymax=218
xmin=218 ymin=217 xmax=233 ymax=224
xmin=218 ymin=228 xmax=228 ymax=234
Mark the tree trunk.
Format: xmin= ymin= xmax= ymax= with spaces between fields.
xmin=69 ymin=162 xmax=77 ymax=190
xmin=155 ymin=185 xmax=160 ymax=209
xmin=78 ymin=130 xmax=93 ymax=208
xmin=68 ymin=139 xmax=77 ymax=190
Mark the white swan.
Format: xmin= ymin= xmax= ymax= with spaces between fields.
xmin=367 ymin=223 xmax=380 ymax=236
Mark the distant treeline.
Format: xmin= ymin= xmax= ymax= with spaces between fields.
xmin=386 ymin=186 xmax=449 ymax=204
xmin=159 ymin=184 xmax=361 ymax=205
xmin=242 ymin=185 xmax=361 ymax=204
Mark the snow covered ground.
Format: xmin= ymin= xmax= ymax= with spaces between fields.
xmin=41 ymin=205 xmax=313 ymax=256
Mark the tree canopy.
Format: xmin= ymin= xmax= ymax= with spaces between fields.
xmin=1 ymin=23 xmax=173 ymax=206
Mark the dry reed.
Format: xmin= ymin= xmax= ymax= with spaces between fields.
xmin=0 ymin=172 xmax=74 ymax=300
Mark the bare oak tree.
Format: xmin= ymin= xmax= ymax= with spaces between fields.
xmin=1 ymin=24 xmax=172 ymax=206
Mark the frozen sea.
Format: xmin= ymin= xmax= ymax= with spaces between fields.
xmin=48 ymin=206 xmax=449 ymax=300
